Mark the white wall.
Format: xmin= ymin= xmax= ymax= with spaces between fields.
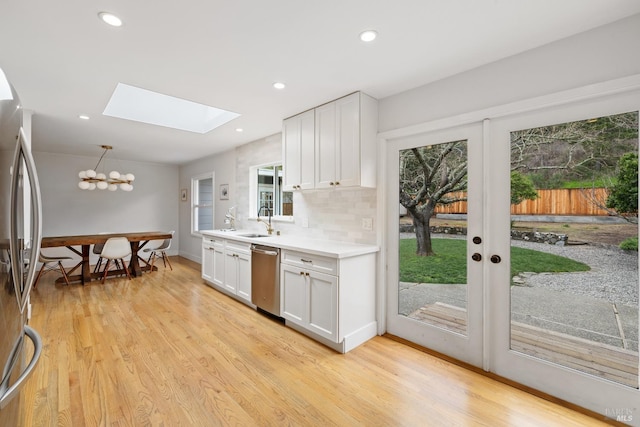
xmin=178 ymin=148 xmax=237 ymax=262
xmin=35 ymin=152 xmax=179 ymax=262
xmin=379 ymin=13 xmax=640 ymax=132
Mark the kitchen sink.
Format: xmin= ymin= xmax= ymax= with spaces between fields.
xmin=239 ymin=233 xmax=271 ymax=238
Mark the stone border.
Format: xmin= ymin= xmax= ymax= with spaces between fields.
xmin=399 ymin=224 xmax=568 ymax=246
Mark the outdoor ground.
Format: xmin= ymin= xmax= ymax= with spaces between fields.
xmin=424 ymin=217 xmax=637 ymax=247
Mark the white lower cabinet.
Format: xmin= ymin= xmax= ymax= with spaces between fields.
xmin=202 ymin=237 xmax=251 ymax=303
xmin=280 ymin=249 xmax=376 ymax=353
xmin=202 ymin=237 xmax=224 ymax=288
xmin=224 ymin=241 xmax=251 ymax=303
xmin=203 ymin=234 xmax=377 ymax=353
xmin=281 ymin=264 xmax=338 ymax=341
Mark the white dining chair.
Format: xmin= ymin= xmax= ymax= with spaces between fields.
xmin=33 ymin=251 xmax=72 ymax=288
xmin=144 ymin=230 xmax=174 ymax=272
xmin=100 ymin=237 xmax=132 ymax=284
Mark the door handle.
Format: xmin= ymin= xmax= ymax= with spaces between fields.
xmin=490 ymin=255 xmax=502 ymax=264
xmin=0 ymin=326 xmax=42 ymax=410
xmin=10 ymin=128 xmax=43 ymax=313
xmin=471 ymin=253 xmax=482 ymax=262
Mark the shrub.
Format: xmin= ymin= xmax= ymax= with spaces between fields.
xmin=619 ymin=237 xmax=638 ymax=251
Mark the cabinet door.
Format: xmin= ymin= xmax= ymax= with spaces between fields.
xmin=282 ymin=115 xmax=301 ymax=192
xmin=212 ymin=243 xmax=225 ymax=288
xmin=281 ymin=264 xmax=307 ymax=326
xmin=235 ymin=252 xmax=251 ymax=302
xmin=315 ymin=102 xmax=337 ymax=189
xmin=224 ymin=251 xmax=238 ymax=294
xmin=283 ymin=110 xmax=314 ymax=191
xmin=298 ymin=110 xmax=315 ymax=190
xmin=308 ymin=270 xmax=338 ymax=342
xmin=202 ymin=245 xmax=214 ymax=282
xmin=334 ymin=93 xmax=360 ymax=188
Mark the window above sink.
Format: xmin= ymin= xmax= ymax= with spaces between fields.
xmin=249 ymin=162 xmax=294 ymax=222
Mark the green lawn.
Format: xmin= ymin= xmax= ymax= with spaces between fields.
xmin=399 ymin=238 xmax=590 ymax=284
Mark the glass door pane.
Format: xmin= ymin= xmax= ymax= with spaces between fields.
xmin=509 ymin=111 xmax=639 ymax=388
xmin=398 ymin=139 xmax=469 ymax=334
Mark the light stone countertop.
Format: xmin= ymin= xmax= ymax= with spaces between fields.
xmin=201 ymin=229 xmax=379 ymax=259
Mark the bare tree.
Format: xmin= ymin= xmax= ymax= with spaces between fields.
xmin=399 ymin=141 xmax=467 ymax=256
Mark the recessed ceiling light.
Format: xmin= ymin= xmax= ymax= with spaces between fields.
xmin=273 ymin=82 xmax=286 ymax=90
xmin=235 ymin=128 xmax=243 ymax=132
xmin=79 ymin=114 xmax=90 ymax=120
xmin=98 ymin=12 xmax=123 ymax=27
xmin=103 ymin=83 xmax=240 ymax=134
xmin=359 ymin=30 xmax=378 ymax=42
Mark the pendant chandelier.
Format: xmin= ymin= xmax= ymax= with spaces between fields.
xmin=78 ymin=145 xmax=135 ymax=191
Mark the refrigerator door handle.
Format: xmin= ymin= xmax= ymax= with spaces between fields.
xmin=9 ymin=127 xmax=42 ymax=313
xmin=0 ymin=326 xmax=42 ymax=410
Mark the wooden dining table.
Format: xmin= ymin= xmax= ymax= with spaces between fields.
xmin=41 ymin=231 xmax=173 ymax=285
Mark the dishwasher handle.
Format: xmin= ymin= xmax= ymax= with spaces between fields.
xmin=251 ymin=245 xmax=279 ymax=257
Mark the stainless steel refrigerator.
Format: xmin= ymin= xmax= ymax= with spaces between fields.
xmin=0 ymin=68 xmax=43 ymax=425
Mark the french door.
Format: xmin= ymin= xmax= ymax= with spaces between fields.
xmin=386 ymin=89 xmax=640 ymax=423
xmin=386 ymin=122 xmax=485 ymax=367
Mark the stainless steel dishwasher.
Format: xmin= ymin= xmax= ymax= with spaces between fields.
xmin=251 ymin=244 xmax=281 ymax=317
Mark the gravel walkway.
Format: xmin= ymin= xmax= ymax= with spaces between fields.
xmin=511 ymin=240 xmax=638 ymax=307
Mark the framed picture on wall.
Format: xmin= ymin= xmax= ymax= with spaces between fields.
xmin=220 ymin=184 xmax=229 ymax=200
xmin=180 ymin=188 xmax=188 ymax=202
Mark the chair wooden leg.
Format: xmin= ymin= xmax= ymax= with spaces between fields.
xmin=102 ymin=260 xmax=111 ymax=284
xmin=58 ymin=261 xmax=71 ymax=286
xmin=121 ymin=259 xmax=131 ymax=280
xmin=94 ymin=257 xmax=103 ymax=273
xmin=150 ymin=253 xmax=156 ymax=273
xmin=163 ymin=251 xmax=173 ymax=271
xmin=33 ymin=262 xmax=47 ymax=289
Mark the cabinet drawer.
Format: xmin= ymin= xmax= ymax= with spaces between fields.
xmin=281 ymin=250 xmax=337 ymax=275
xmin=225 ymin=240 xmax=251 ymax=255
xmin=203 ymin=236 xmax=223 ymax=247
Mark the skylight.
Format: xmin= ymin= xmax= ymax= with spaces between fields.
xmin=103 ymin=83 xmax=240 ymax=134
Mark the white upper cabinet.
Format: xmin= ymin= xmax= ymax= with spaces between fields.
xmin=282 ymin=92 xmax=378 ymax=191
xmin=282 ymin=109 xmax=315 ymax=191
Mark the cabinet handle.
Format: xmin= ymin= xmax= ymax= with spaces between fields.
xmin=300 ymin=258 xmax=312 ymax=263
xmin=299 ymin=271 xmax=304 ymax=275
xmin=335 ymin=181 xmax=340 ymax=186
xmin=329 ymin=182 xmax=334 ymax=186
xmin=305 ymin=272 xmax=310 ymax=277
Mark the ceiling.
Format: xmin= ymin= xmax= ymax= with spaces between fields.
xmin=1 ymin=1 xmax=639 ymax=165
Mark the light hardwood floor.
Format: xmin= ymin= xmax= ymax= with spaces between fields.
xmin=20 ymin=257 xmax=618 ymax=426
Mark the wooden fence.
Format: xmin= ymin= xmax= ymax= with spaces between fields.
xmin=434 ymin=188 xmax=612 ymax=216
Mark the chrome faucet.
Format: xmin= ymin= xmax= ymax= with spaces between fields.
xmin=257 ymin=205 xmax=274 ymax=235
xmin=224 ymin=206 xmax=236 ymax=230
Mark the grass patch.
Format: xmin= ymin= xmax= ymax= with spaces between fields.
xmin=560 ymin=178 xmax=613 ymax=189
xmin=399 ymin=238 xmax=590 ymax=284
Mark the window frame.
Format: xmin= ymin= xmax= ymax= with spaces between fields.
xmin=249 ymin=162 xmax=294 ymax=222
xmin=191 ymin=172 xmax=214 ymax=236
